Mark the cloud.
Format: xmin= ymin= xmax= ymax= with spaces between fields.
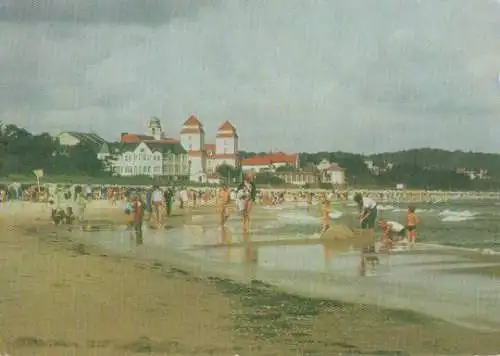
xmin=0 ymin=0 xmax=217 ymax=25
xmin=1 ymin=0 xmax=500 ymax=153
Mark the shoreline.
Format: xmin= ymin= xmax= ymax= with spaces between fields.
xmin=2 ymin=203 xmax=500 ymax=355
xmin=13 ymin=223 xmax=500 ymax=355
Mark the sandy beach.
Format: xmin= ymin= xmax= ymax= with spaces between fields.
xmin=1 ymin=201 xmax=500 ymax=355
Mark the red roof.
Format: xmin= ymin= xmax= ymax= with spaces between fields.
xmin=204 ymin=144 xmax=216 ymax=152
xmin=218 ymin=121 xmax=236 ymax=132
xmin=183 ymin=115 xmax=202 ymax=127
xmin=121 ymin=134 xmax=154 ymax=143
xmin=216 ymin=120 xmax=237 ymax=138
xmin=241 ymin=153 xmax=298 ymax=167
xmin=120 ymin=134 xmax=178 ymax=144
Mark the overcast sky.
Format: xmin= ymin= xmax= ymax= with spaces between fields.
xmin=1 ymin=0 xmax=500 ymax=153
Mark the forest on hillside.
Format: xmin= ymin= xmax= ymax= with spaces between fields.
xmin=240 ymin=150 xmax=500 ymax=190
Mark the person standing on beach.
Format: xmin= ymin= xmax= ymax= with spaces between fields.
xmin=319 ymin=193 xmax=331 ymax=236
xmin=131 ymin=194 xmax=144 ymax=245
xmin=237 ymin=173 xmax=257 ymax=232
xmin=354 ymin=192 xmax=378 ymax=259
xmin=406 ymin=206 xmax=419 ymax=248
xmin=354 ymin=193 xmax=378 ymax=232
xmin=151 ymin=186 xmax=164 ymax=227
xmin=145 ymin=186 xmax=153 ymax=222
xmin=163 ymin=187 xmax=173 ymax=217
xmin=218 ymin=184 xmax=230 ymax=227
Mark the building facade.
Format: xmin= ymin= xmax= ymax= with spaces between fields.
xmin=113 ymin=116 xmax=239 ymax=182
xmin=241 ymin=152 xmax=299 ymax=172
xmin=317 ymin=159 xmax=346 ymax=185
xmin=57 ymin=131 xmax=107 ymax=157
xmin=112 ymin=141 xmax=189 ymax=180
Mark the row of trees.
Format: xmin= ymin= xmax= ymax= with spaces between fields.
xmin=2 ymin=123 xmax=499 ymax=190
xmin=241 ymin=151 xmax=500 ymax=190
xmin=0 ymin=123 xmax=105 ymax=178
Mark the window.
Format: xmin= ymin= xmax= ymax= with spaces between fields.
xmin=224 ymin=140 xmax=228 ymax=146
xmin=224 ymin=148 xmax=227 ymax=154
xmin=188 ymin=136 xmax=192 ymax=141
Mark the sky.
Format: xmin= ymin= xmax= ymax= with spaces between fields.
xmin=1 ymin=0 xmax=500 ymax=154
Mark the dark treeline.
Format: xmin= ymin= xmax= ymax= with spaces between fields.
xmin=0 ymin=124 xmax=105 ymax=177
xmin=1 ymin=123 xmax=499 ymax=190
xmin=240 ymin=150 xmax=500 ymax=191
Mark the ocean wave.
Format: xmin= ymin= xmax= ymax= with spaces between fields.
xmin=278 ymin=212 xmax=317 ymax=224
xmin=377 ymin=204 xmax=396 ymax=211
xmin=439 ymin=209 xmax=478 ymax=222
xmin=262 ymin=206 xmax=283 ymax=211
xmin=329 ymin=210 xmax=344 ymax=219
xmin=420 ymin=242 xmax=500 ymax=256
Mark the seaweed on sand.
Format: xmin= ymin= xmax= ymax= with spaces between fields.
xmin=209 ymin=277 xmax=418 ymax=355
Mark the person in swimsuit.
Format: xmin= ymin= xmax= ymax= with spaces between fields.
xmin=218 ymin=184 xmax=230 ymax=227
xmin=237 ymin=173 xmax=256 ymax=232
xmin=406 ymin=206 xmax=419 ymax=247
xmin=320 ymin=193 xmax=331 ymax=236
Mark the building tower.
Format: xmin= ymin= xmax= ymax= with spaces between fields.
xmin=215 ymin=121 xmax=239 ymax=167
xmin=147 ymin=117 xmax=164 ymax=140
xmin=180 ymin=115 xmax=206 ymax=181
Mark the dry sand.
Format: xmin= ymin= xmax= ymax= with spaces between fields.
xmin=1 ymin=201 xmax=500 ymax=355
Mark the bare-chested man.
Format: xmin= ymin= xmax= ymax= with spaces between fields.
xmin=218 ymin=184 xmax=230 ymax=227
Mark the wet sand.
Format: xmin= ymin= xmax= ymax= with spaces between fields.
xmin=1 ymin=201 xmax=500 ymax=355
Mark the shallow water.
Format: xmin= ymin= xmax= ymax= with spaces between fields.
xmin=76 ymin=199 xmax=500 ymax=332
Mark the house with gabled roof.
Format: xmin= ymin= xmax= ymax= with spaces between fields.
xmin=117 ymin=116 xmax=239 ymax=182
xmin=112 ymin=140 xmax=189 ymax=179
xmin=57 ymin=131 xmax=106 ymax=152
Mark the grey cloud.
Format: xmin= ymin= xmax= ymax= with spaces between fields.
xmin=0 ymin=0 xmax=218 ymax=25
xmin=1 ymin=0 xmax=500 ymax=153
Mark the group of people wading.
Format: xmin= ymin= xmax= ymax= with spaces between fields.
xmin=218 ymin=173 xmax=257 ymax=232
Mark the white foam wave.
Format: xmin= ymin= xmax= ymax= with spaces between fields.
xmin=377 ymin=204 xmax=396 ymax=211
xmin=278 ymin=212 xmax=317 ymax=224
xmin=262 ymin=206 xmax=283 ymax=211
xmin=439 ymin=209 xmax=478 ymax=222
xmin=329 ymin=210 xmax=344 ymax=219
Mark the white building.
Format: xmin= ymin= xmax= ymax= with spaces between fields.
xmin=112 ymin=141 xmax=189 ymax=180
xmin=317 ymin=159 xmax=346 ymax=185
xmin=116 ymin=116 xmax=239 ymax=182
xmin=179 ymin=116 xmax=239 ymax=182
xmin=57 ymin=131 xmax=107 ymax=157
xmin=241 ymin=152 xmax=299 ymax=173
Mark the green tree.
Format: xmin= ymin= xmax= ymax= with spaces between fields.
xmin=216 ymin=164 xmax=242 ymax=184
xmin=254 ymin=172 xmax=284 ymax=186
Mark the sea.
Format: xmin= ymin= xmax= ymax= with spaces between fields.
xmin=79 ymin=198 xmax=500 ymax=331
xmin=265 ymin=199 xmax=500 ymax=253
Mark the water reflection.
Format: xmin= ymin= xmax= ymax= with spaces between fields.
xmin=243 ymin=230 xmax=258 ymax=265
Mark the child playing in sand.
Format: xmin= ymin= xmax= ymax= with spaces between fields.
xmin=406 ymin=206 xmax=419 ymax=247
xmin=377 ymin=220 xmax=406 ymax=250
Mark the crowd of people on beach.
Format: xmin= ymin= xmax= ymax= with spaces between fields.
xmin=0 ymin=177 xmax=428 ymax=255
